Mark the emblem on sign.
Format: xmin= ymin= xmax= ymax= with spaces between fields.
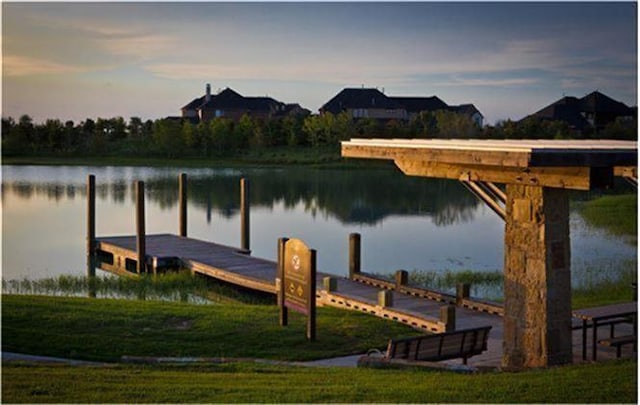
xmin=292 ymin=254 xmax=301 ymax=271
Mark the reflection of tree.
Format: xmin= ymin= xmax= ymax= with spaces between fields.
xmin=3 ymin=167 xmax=481 ymax=227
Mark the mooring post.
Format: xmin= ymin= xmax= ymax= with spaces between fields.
xmin=349 ymin=233 xmax=361 ymax=279
xmin=179 ymin=173 xmax=187 ymax=237
xmin=136 ymin=180 xmax=146 ymax=274
xmin=240 ymin=177 xmax=250 ymax=253
xmin=87 ymin=174 xmax=96 ymax=257
xmin=86 ymin=174 xmax=96 ymax=298
xmin=440 ymin=304 xmax=456 ymax=332
xmin=378 ymin=290 xmax=393 ymax=307
xmin=323 ymin=276 xmax=337 ymax=292
xmin=456 ymin=283 xmax=470 ymax=305
xmin=395 ymin=269 xmax=408 ymax=289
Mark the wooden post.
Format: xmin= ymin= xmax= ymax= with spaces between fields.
xmin=349 ymin=233 xmax=361 ymax=278
xmin=395 ymin=270 xmax=408 ymax=288
xmin=307 ymin=249 xmax=317 ymax=341
xmin=456 ymin=283 xmax=470 ymax=305
xmin=323 ymin=276 xmax=337 ymax=292
xmin=378 ymin=290 xmax=393 ymax=307
xmin=440 ymin=304 xmax=456 ymax=332
xmin=278 ymin=237 xmax=288 ymax=326
xmin=86 ymin=174 xmax=96 ymax=298
xmin=179 ymin=173 xmax=187 ymax=237
xmin=240 ymin=178 xmax=250 ymax=253
xmin=136 ymin=180 xmax=146 ymax=274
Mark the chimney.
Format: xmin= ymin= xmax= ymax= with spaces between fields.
xmin=205 ymin=83 xmax=211 ymax=102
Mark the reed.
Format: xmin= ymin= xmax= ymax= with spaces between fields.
xmin=1 ymin=272 xmax=273 ymax=305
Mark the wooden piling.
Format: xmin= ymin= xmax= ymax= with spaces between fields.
xmin=87 ymin=174 xmax=97 ymax=297
xmin=349 ymin=233 xmax=361 ymax=279
xmin=456 ymin=283 xmax=470 ymax=305
xmin=240 ymin=178 xmax=250 ymax=253
xmin=440 ymin=304 xmax=456 ymax=331
xmin=378 ymin=290 xmax=393 ymax=307
xmin=87 ymin=174 xmax=96 ymax=256
xmin=395 ymin=270 xmax=408 ymax=288
xmin=136 ymin=180 xmax=146 ymax=274
xmin=179 ymin=173 xmax=187 ymax=237
xmin=323 ymin=276 xmax=337 ymax=292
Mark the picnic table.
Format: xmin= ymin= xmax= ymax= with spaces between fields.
xmin=572 ymin=302 xmax=637 ymax=361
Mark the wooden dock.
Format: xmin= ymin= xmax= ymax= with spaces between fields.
xmin=93 ymin=233 xmax=502 ymax=334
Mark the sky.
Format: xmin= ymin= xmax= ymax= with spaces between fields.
xmin=2 ymin=2 xmax=637 ymax=125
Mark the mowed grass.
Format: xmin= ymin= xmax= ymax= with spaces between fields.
xmin=2 ymin=295 xmax=419 ymax=362
xmin=2 ymin=360 xmax=636 ymax=403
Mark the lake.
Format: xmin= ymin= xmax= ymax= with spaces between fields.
xmin=2 ymin=165 xmax=636 ymax=298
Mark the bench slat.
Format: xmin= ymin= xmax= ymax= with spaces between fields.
xmin=386 ymin=326 xmax=492 ymax=364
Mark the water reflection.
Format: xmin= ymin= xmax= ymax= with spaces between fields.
xmin=2 ymin=165 xmax=636 ymax=293
xmin=2 ymin=167 xmax=480 ymax=227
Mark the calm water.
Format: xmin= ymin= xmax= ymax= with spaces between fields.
xmin=1 ymin=165 xmax=636 ymax=294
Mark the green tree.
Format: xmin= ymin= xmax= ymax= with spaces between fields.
xmin=152 ymin=119 xmax=184 ymax=158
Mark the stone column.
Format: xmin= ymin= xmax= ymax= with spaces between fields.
xmin=502 ymin=184 xmax=572 ymax=369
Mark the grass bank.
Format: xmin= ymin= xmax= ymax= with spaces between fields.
xmin=578 ymin=193 xmax=637 ymax=240
xmin=2 ymin=295 xmax=419 ymax=362
xmin=2 ymin=147 xmax=386 ymax=169
xmin=2 ymin=360 xmax=636 ymax=403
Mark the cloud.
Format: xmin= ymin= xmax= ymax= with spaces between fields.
xmin=3 ymin=55 xmax=85 ymax=77
xmin=434 ymin=76 xmax=540 ymax=87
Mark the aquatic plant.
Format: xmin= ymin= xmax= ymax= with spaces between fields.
xmin=1 ymin=272 xmax=273 ymax=305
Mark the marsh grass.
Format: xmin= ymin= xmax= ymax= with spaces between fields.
xmin=1 ymin=272 xmax=274 ymax=305
xmin=375 ymin=259 xmax=637 ymax=308
xmin=578 ymin=193 xmax=637 ymax=241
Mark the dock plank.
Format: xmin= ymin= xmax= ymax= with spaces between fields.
xmin=94 ymin=233 xmax=502 ymax=334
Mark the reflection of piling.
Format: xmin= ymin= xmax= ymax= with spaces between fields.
xmin=179 ymin=173 xmax=187 ymax=237
xmin=86 ymin=174 xmax=96 ymax=298
xmin=136 ymin=181 xmax=146 ymax=274
xmin=240 ymin=178 xmax=250 ymax=253
xmin=349 ymin=233 xmax=361 ymax=279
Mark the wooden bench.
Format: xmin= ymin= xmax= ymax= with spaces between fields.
xmin=385 ymin=326 xmax=492 ymax=365
xmin=598 ymin=335 xmax=637 ymax=358
xmin=572 ymin=316 xmax=633 ymax=337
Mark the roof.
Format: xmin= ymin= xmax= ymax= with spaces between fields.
xmin=526 ymin=91 xmax=633 ymax=129
xmin=321 ymin=88 xmax=403 ymax=114
xmin=341 ymin=138 xmax=637 ymax=190
xmin=391 ymin=96 xmax=448 ymax=113
xmin=448 ymin=104 xmax=483 ymax=118
xmin=580 ymin=91 xmax=633 ymax=115
xmin=183 ymin=87 xmax=286 ymax=113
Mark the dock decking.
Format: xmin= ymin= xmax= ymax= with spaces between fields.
xmin=94 ymin=233 xmax=503 ymax=335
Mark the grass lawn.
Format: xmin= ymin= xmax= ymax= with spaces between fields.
xmin=2 ymin=360 xmax=636 ymax=403
xmin=1 ymin=295 xmax=420 ymax=362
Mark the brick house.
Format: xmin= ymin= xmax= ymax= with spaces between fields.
xmin=320 ymin=87 xmax=483 ymax=126
xmin=181 ymin=84 xmax=309 ymax=122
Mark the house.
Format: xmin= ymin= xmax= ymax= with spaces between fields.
xmin=320 ymin=87 xmax=483 ymax=126
xmin=320 ymin=88 xmax=407 ymax=120
xmin=181 ymin=84 xmax=309 ymax=122
xmin=524 ymin=91 xmax=634 ymax=132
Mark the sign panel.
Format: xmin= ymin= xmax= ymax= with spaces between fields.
xmin=278 ymin=237 xmax=316 ymax=341
xmin=283 ymin=238 xmax=313 ymax=315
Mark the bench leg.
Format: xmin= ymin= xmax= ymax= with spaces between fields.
xmin=617 ymin=345 xmax=622 ymax=358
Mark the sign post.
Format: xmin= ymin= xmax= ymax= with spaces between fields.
xmin=278 ymin=237 xmax=316 ymax=341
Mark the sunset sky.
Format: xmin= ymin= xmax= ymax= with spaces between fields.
xmin=2 ymin=2 xmax=637 ymax=125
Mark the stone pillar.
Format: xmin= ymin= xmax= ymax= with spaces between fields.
xmin=502 ymin=184 xmax=572 ymax=369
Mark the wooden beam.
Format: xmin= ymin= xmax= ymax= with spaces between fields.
xmin=395 ymin=158 xmax=594 ymax=190
xmin=461 ymin=181 xmax=506 ymax=220
xmin=342 ymin=143 xmax=532 ymax=168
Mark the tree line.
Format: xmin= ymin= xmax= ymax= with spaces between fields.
xmin=2 ymin=110 xmax=635 ymax=159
